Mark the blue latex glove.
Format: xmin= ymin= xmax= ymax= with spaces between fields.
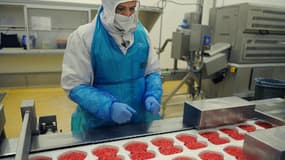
xmin=145 ymin=96 xmax=160 ymax=115
xmin=111 ymin=102 xmax=136 ymax=124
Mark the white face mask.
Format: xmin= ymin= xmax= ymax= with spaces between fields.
xmin=114 ymin=13 xmax=138 ymax=33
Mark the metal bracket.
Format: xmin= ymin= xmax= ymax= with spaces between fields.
xmin=20 ymin=99 xmax=37 ymax=134
xmin=39 ymin=115 xmax=57 ymax=134
xmin=15 ymin=99 xmax=38 ymax=160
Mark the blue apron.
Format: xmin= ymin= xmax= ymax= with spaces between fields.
xmin=71 ymin=8 xmax=159 ymax=134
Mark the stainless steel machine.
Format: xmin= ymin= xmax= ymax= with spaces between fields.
xmin=204 ymin=3 xmax=285 ymax=98
xmin=0 ymin=97 xmax=284 ymax=160
xmin=167 ymin=3 xmax=285 ymax=101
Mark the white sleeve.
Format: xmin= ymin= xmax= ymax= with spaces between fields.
xmin=144 ymin=28 xmax=161 ymax=75
xmin=61 ymin=24 xmax=94 ymax=94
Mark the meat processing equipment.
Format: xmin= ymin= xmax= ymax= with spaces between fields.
xmin=162 ymin=3 xmax=285 ymax=115
xmin=0 ymin=96 xmax=284 ymax=160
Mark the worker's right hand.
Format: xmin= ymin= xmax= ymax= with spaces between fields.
xmin=145 ymin=96 xmax=160 ymax=115
xmin=111 ymin=102 xmax=136 ymax=124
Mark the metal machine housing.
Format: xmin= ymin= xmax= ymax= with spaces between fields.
xmin=209 ymin=3 xmax=285 ymax=64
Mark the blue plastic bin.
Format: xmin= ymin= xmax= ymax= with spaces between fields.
xmin=254 ymin=78 xmax=285 ymax=100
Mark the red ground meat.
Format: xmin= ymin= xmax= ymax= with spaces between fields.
xmin=92 ymin=146 xmax=119 ymax=157
xmin=228 ymin=133 xmax=244 ymax=140
xmin=159 ymin=146 xmax=183 ymax=155
xmin=58 ymin=150 xmax=87 ymax=160
xmin=238 ymin=124 xmax=256 ymax=132
xmin=176 ymin=134 xmax=197 ymax=143
xmin=209 ymin=137 xmax=229 ymax=145
xmin=199 ymin=131 xmax=219 ymax=139
xmin=200 ymin=131 xmax=229 ymax=145
xmin=173 ymin=156 xmax=194 ymax=160
xmin=130 ymin=151 xmax=156 ymax=160
xmin=224 ymin=146 xmax=244 ymax=160
xmin=219 ymin=128 xmax=245 ymax=140
xmin=176 ymin=133 xmax=207 ymax=149
xmin=124 ymin=141 xmax=148 ymax=153
xmin=220 ymin=128 xmax=237 ymax=135
xmin=199 ymin=151 xmax=224 ymax=160
xmin=98 ymin=156 xmax=123 ymax=160
xmin=255 ymin=121 xmax=273 ymax=129
xmin=124 ymin=141 xmax=156 ymax=159
xmin=185 ymin=141 xmax=207 ymax=149
xmin=151 ymin=137 xmax=174 ymax=147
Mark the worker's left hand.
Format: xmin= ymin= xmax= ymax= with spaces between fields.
xmin=145 ymin=96 xmax=160 ymax=115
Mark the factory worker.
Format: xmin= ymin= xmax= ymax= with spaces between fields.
xmin=61 ymin=0 xmax=162 ymax=134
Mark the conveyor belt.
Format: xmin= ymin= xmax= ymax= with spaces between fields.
xmin=27 ymin=119 xmax=273 ymax=160
xmin=1 ymin=97 xmax=284 ymax=160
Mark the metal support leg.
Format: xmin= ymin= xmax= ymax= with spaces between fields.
xmin=161 ymin=72 xmax=191 ymax=118
xmin=15 ymin=99 xmax=38 ymax=160
xmin=15 ymin=111 xmax=32 ymax=160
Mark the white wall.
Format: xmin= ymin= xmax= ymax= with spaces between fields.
xmin=44 ymin=0 xmax=285 ymax=69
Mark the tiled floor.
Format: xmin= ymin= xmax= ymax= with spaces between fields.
xmin=0 ymin=81 xmax=189 ymax=138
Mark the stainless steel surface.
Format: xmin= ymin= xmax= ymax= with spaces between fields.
xmin=171 ymin=30 xmax=190 ymax=60
xmin=202 ymin=63 xmax=285 ymax=98
xmin=171 ymin=24 xmax=210 ymax=60
xmin=243 ymin=125 xmax=285 ymax=160
xmin=168 ymin=3 xmax=285 ymax=100
xmin=189 ymin=24 xmax=210 ymax=52
xmin=0 ymin=138 xmax=18 ymax=158
xmin=138 ymin=6 xmax=162 ymax=31
xmin=202 ymin=53 xmax=227 ymax=77
xmin=253 ymin=98 xmax=285 ymax=126
xmin=20 ymin=99 xmax=37 ymax=134
xmin=27 ymin=119 xmax=275 ymax=160
xmin=15 ymin=112 xmax=32 ymax=160
xmin=204 ymin=42 xmax=231 ymax=56
xmin=14 ymin=100 xmax=38 ymax=160
xmin=0 ymin=117 xmax=283 ymax=159
xmin=196 ymin=3 xmax=285 ymax=98
xmin=210 ymin=3 xmax=285 ymax=64
xmin=183 ymin=96 xmax=255 ymax=129
xmin=168 ymin=24 xmax=212 ymax=108
xmin=0 ymin=117 xmax=192 ymax=158
xmin=0 ymin=104 xmax=5 ymax=137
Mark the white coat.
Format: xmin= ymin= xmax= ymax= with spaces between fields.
xmin=61 ymin=3 xmax=160 ymax=93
